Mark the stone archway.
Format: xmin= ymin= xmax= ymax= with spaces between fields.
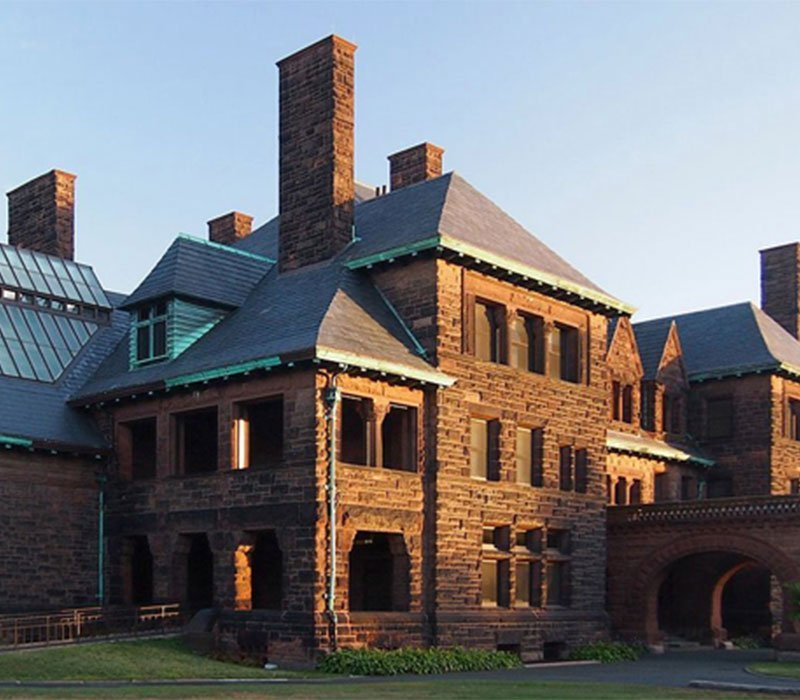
xmin=632 ymin=533 xmax=800 ymax=645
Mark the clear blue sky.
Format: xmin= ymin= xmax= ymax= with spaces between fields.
xmin=1 ymin=1 xmax=798 ymax=320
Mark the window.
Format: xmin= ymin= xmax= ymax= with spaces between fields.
xmin=125 ymin=418 xmax=157 ymax=480
xmin=548 ymin=324 xmax=580 ymax=383
xmin=654 ymin=473 xmax=668 ymax=502
xmin=641 ymin=381 xmax=655 ymax=431
xmin=175 ymin=408 xmax=218 ymax=474
xmin=134 ymin=300 xmax=169 ymax=364
xmin=629 ymin=479 xmax=642 ymax=504
xmin=510 ymin=313 xmax=544 ymax=374
xmin=475 ymin=301 xmax=503 ymax=363
xmin=681 ymin=475 xmax=695 ymax=501
xmin=471 ymin=418 xmax=499 ymax=481
xmin=663 ymin=394 xmax=682 ymax=434
xmin=574 ymin=448 xmax=588 ymax=493
xmin=558 ymin=446 xmax=573 ymax=491
xmin=516 ymin=427 xmax=544 ymax=487
xmin=544 ymin=528 xmax=571 ymax=607
xmin=706 ymin=397 xmax=734 ymax=439
xmin=614 ymin=476 xmax=628 ymax=505
xmin=791 ymin=478 xmax=800 ymax=495
xmin=621 ymin=385 xmax=633 ymax=424
xmin=382 ymin=404 xmax=417 ymax=471
xmin=481 ymin=525 xmax=510 ymax=607
xmin=514 ymin=528 xmax=543 ymax=608
xmin=789 ymin=400 xmax=800 ymax=441
xmin=235 ymin=397 xmax=283 ymax=469
xmin=611 ymin=381 xmax=621 ymax=420
xmin=340 ymin=396 xmax=371 ymax=465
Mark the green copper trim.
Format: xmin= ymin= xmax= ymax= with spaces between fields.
xmin=165 ymin=355 xmax=283 ymax=387
xmin=344 ymin=236 xmax=441 ymax=269
xmin=0 ymin=434 xmax=34 ymax=448
xmin=316 ymin=346 xmax=455 ymax=386
xmin=176 ymin=233 xmax=275 ymax=264
xmin=688 ymin=362 xmax=788 ymax=383
xmin=607 ymin=432 xmax=714 ymax=467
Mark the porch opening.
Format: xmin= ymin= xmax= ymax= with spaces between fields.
xmin=123 ymin=535 xmax=153 ymax=605
xmin=186 ymin=533 xmax=214 ymax=612
xmin=252 ymin=531 xmax=283 ymax=610
xmin=235 ymin=397 xmax=283 ymax=469
xmin=348 ymin=531 xmax=410 ymax=612
xmin=381 ymin=404 xmax=417 ymax=471
xmin=124 ymin=418 xmax=157 ymax=480
xmin=176 ymin=408 xmax=218 ymax=474
xmin=340 ymin=397 xmax=370 ymax=466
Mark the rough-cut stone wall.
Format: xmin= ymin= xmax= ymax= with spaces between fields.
xmin=607 ymin=317 xmax=642 ymax=434
xmin=388 ymin=143 xmax=444 ymax=191
xmin=770 ymin=375 xmax=800 ymax=494
xmin=0 ymin=451 xmax=98 ymax=612
xmin=431 ymin=261 xmax=609 ymax=659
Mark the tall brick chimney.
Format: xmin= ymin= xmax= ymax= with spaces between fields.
xmin=207 ymin=211 xmax=253 ymax=246
xmin=388 ymin=143 xmax=444 ymax=191
xmin=277 ymin=35 xmax=356 ymax=272
xmin=7 ymin=169 xmax=76 ymax=260
xmin=761 ymin=243 xmax=800 ymax=339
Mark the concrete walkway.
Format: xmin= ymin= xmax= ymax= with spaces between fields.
xmin=1 ymin=648 xmax=799 ymax=692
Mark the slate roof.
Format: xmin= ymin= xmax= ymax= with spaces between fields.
xmin=237 ymin=173 xmax=632 ymax=314
xmin=634 ymin=321 xmax=673 ymax=380
xmin=607 ymin=430 xmax=713 ymax=467
xmin=121 ymin=235 xmax=272 ymax=310
xmin=74 ymin=257 xmax=451 ymax=401
xmin=0 ymin=293 xmax=128 ymax=450
xmin=634 ymin=302 xmax=800 ymax=382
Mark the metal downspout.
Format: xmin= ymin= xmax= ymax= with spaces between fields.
xmin=324 ymin=373 xmax=342 ymax=651
xmin=97 ymin=472 xmax=107 ymax=605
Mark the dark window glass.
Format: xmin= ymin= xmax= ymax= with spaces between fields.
xmin=641 ymin=381 xmax=655 ymax=431
xmin=510 ymin=314 xmax=544 ymax=373
xmin=532 ymin=428 xmax=544 ymax=487
xmin=654 ymin=473 xmax=668 ymax=502
xmin=546 ymin=561 xmax=570 ymax=606
xmin=612 ymin=381 xmax=621 ymax=420
xmin=681 ymin=475 xmax=695 ymax=501
xmin=614 ymin=477 xmax=628 ymax=505
xmin=622 ymin=385 xmax=633 ymax=423
xmin=152 ymin=320 xmax=167 ymax=357
xmin=176 ymin=408 xmax=218 ymax=474
xmin=574 ymin=448 xmax=588 ymax=493
xmin=475 ymin=301 xmax=502 ymax=363
xmin=238 ymin=398 xmax=284 ymax=469
xmin=129 ymin=418 xmax=157 ymax=480
xmin=629 ymin=479 xmax=642 ymax=504
xmin=791 ymin=478 xmax=800 ymax=495
xmin=558 ymin=446 xmax=573 ymax=491
xmin=382 ymin=404 xmax=417 ymax=471
xmin=341 ymin=397 xmax=369 ymax=465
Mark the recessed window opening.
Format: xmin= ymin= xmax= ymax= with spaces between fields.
xmin=510 ymin=313 xmax=544 ymax=373
xmin=558 ymin=446 xmax=573 ymax=491
xmin=382 ymin=404 xmax=417 ymax=472
xmin=574 ymin=448 xmax=588 ymax=493
xmin=514 ymin=528 xmax=543 ymax=608
xmin=251 ymin=531 xmax=283 ymax=610
xmin=629 ymin=479 xmax=642 ymax=504
xmin=621 ymin=385 xmax=633 ymax=423
xmin=185 ymin=533 xmax=214 ymax=613
xmin=549 ymin=324 xmax=579 ymax=383
xmin=789 ymin=400 xmax=800 ymax=441
xmin=544 ymin=528 xmax=571 ymax=607
xmin=127 ymin=418 xmax=157 ymax=480
xmin=348 ymin=531 xmax=410 ymax=612
xmin=614 ymin=476 xmax=628 ymax=505
xmin=236 ymin=397 xmax=284 ymax=469
xmin=471 ymin=418 xmax=499 ymax=481
xmin=516 ymin=427 xmax=544 ymax=487
xmin=176 ymin=408 xmax=218 ymax=474
xmin=127 ymin=535 xmax=153 ymax=605
xmin=475 ymin=300 xmax=503 ymax=363
xmin=340 ymin=396 xmax=370 ymax=466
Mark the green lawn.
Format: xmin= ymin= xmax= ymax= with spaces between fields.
xmin=748 ymin=661 xmax=800 ymax=679
xmin=0 ymin=638 xmax=289 ymax=681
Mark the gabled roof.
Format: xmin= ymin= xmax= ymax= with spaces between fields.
xmin=236 ymin=173 xmax=633 ymax=315
xmin=634 ymin=321 xmax=673 ymax=380
xmin=121 ymin=235 xmax=272 ymax=310
xmin=634 ymin=302 xmax=800 ymax=382
xmin=74 ymin=257 xmax=452 ymax=402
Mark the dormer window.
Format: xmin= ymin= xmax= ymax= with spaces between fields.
xmin=134 ymin=301 xmax=169 ymax=365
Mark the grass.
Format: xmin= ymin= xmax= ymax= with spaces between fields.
xmin=0 ymin=638 xmax=291 ymax=681
xmin=748 ymin=661 xmax=800 ymax=679
xmin=0 ymin=681 xmax=796 ymax=699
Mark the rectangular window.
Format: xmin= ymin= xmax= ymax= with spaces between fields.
xmin=517 ymin=427 xmax=544 ymax=487
xmin=481 ymin=526 xmax=509 ymax=607
xmin=471 ymin=418 xmax=499 ymax=481
xmin=791 ymin=478 xmax=800 ymax=495
xmin=558 ymin=324 xmax=580 ymax=383
xmin=681 ymin=475 xmax=695 ymax=501
xmin=641 ymin=381 xmax=655 ymax=431
xmin=546 ymin=561 xmax=570 ymax=606
xmin=515 ymin=561 xmax=542 ymax=607
xmin=614 ymin=476 xmax=628 ymax=505
xmin=175 ymin=407 xmax=218 ymax=475
xmin=707 ymin=397 xmax=734 ymax=439
xmin=558 ymin=445 xmax=573 ymax=491
xmin=622 ymin=385 xmax=633 ymax=423
xmin=789 ymin=400 xmax=800 ymax=441
xmin=574 ymin=448 xmax=588 ymax=493
xmin=510 ymin=313 xmax=544 ymax=374
xmin=663 ymin=395 xmax=682 ymax=434
xmin=235 ymin=397 xmax=283 ymax=469
xmin=516 ymin=527 xmax=543 ymax=553
xmin=134 ymin=300 xmax=169 ymax=364
xmin=654 ymin=473 xmax=668 ymax=502
xmin=612 ymin=381 xmax=621 ymax=420
xmin=475 ymin=301 xmax=503 ymax=363
xmin=481 ymin=559 xmax=498 ymax=606
xmin=629 ymin=479 xmax=642 ymax=504
xmin=340 ymin=396 xmax=371 ymax=465
xmin=125 ymin=418 xmax=157 ymax=480
xmin=382 ymin=404 xmax=418 ymax=471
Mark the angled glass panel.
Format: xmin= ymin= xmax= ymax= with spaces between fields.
xmin=0 ymin=248 xmax=21 ymax=288
xmin=70 ymin=319 xmax=91 ymax=344
xmin=7 ymin=306 xmax=50 ymax=380
xmin=31 ymin=253 xmax=65 ymax=297
xmin=5 ymin=337 xmax=35 ymax=379
xmin=47 ymin=256 xmax=79 ymax=300
xmin=53 ymin=314 xmax=81 ymax=353
xmin=3 ymin=247 xmax=33 ymax=290
xmin=40 ymin=313 xmax=73 ymax=366
xmin=24 ymin=309 xmax=65 ymax=377
xmin=78 ymin=264 xmax=110 ymax=307
xmin=14 ymin=248 xmax=49 ymax=294
xmin=64 ymin=260 xmax=96 ymax=305
xmin=0 ymin=334 xmax=19 ymax=376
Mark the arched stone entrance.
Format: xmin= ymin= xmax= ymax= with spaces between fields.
xmin=634 ymin=533 xmax=798 ymax=646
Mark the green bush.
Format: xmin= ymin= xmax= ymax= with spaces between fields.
xmin=317 ymin=647 xmax=521 ymax=675
xmin=730 ymin=635 xmax=763 ymax=650
xmin=569 ymin=641 xmax=645 ymax=663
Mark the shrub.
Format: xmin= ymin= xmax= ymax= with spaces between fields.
xmin=730 ymin=635 xmax=763 ymax=650
xmin=570 ymin=641 xmax=645 ymax=663
xmin=317 ymin=647 xmax=521 ymax=675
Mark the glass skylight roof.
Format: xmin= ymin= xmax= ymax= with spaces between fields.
xmin=0 ymin=245 xmax=110 ymax=308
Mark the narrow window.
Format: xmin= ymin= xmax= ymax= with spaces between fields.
xmin=510 ymin=313 xmax=544 ymax=373
xmin=611 ymin=381 xmax=621 ymax=420
xmin=614 ymin=477 xmax=628 ymax=505
xmin=517 ymin=427 xmax=544 ymax=487
xmin=481 ymin=559 xmax=499 ymax=606
xmin=471 ymin=418 xmax=500 ymax=481
xmin=544 ymin=528 xmax=571 ymax=607
xmin=641 ymin=381 xmax=655 ymax=431
xmin=706 ymin=397 xmax=734 ymax=439
xmin=475 ymin=301 xmax=503 ymax=363
xmin=251 ymin=531 xmax=283 ymax=610
xmin=654 ymin=473 xmax=668 ymax=502
xmin=340 ymin=396 xmax=371 ymax=465
xmin=663 ymin=394 xmax=681 ymax=434
xmin=559 ymin=325 xmax=580 ymax=383
xmin=176 ymin=408 xmax=218 ymax=475
xmin=574 ymin=448 xmax=588 ymax=493
xmin=607 ymin=474 xmax=613 ymax=503
xmin=481 ymin=525 xmax=509 ymax=607
xmin=514 ymin=528 xmax=543 ymax=608
xmin=235 ymin=397 xmax=283 ymax=469
xmin=789 ymin=400 xmax=800 ymax=441
xmin=621 ymin=385 xmax=633 ymax=424
xmin=629 ymin=479 xmax=642 ymax=504
xmin=681 ymin=475 xmax=695 ymax=501
xmin=558 ymin=446 xmax=573 ymax=491
xmin=790 ymin=478 xmax=800 ymax=495
xmin=134 ymin=300 xmax=169 ymax=364
xmin=125 ymin=418 xmax=157 ymax=480
xmin=382 ymin=404 xmax=417 ymax=472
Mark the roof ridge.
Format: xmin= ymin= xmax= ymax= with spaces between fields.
xmin=176 ymin=233 xmax=275 ymax=263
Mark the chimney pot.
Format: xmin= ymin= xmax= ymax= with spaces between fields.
xmin=388 ymin=143 xmax=444 ymax=191
xmin=7 ymin=169 xmax=76 ymax=260
xmin=207 ymin=211 xmax=253 ymax=245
